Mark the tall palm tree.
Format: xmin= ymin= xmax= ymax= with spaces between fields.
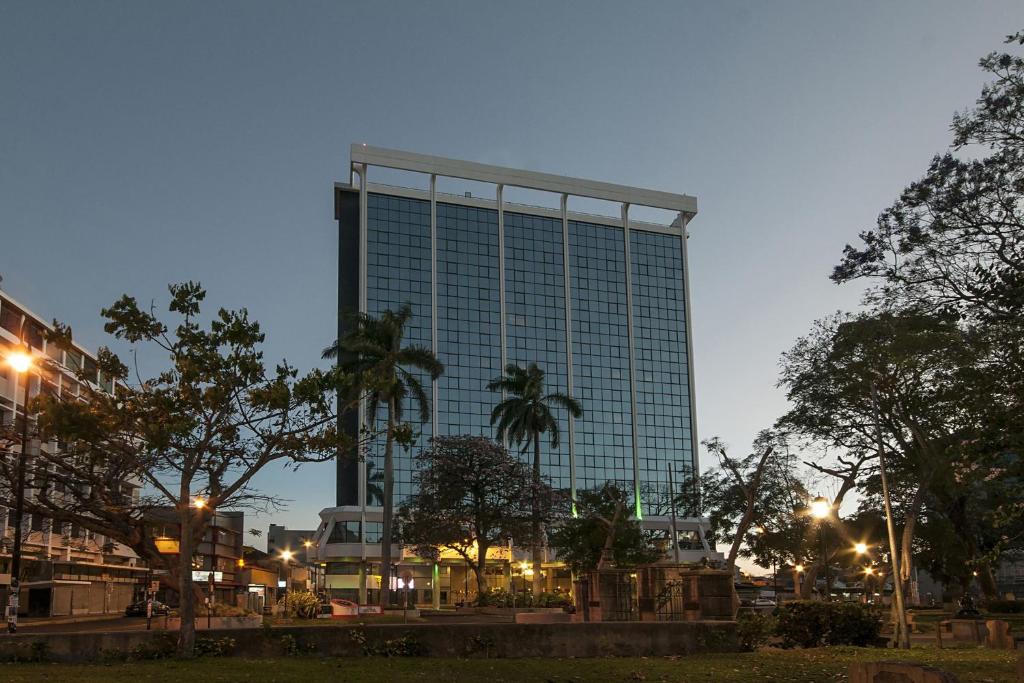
xmin=323 ymin=304 xmax=442 ymax=608
xmin=365 ymin=461 xmax=384 ymax=507
xmin=488 ymin=362 xmax=582 ymax=596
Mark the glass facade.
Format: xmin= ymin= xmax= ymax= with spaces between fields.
xmin=356 ymin=191 xmax=695 ymax=514
xmin=569 ymin=220 xmax=634 ymax=495
xmin=630 ymin=230 xmax=695 ymax=515
xmin=436 ymin=203 xmax=501 ymax=439
xmin=504 ymin=212 xmax=570 ymax=492
xmin=366 ymin=193 xmax=432 ymax=503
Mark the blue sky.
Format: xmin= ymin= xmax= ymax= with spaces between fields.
xmin=2 ymin=2 xmax=1021 ymax=540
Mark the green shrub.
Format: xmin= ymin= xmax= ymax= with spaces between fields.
xmin=825 ymin=602 xmax=881 ymax=646
xmin=279 ymin=590 xmax=321 ymax=619
xmin=194 ymin=636 xmax=235 ymax=657
xmin=536 ymin=591 xmax=573 ymax=608
xmin=986 ymin=599 xmax=1024 ymax=613
xmin=736 ymin=610 xmax=776 ymax=651
xmin=775 ymin=601 xmax=881 ymax=648
xmin=776 ymin=601 xmax=830 ymax=648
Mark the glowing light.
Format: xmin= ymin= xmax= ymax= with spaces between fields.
xmin=863 ymin=567 xmax=874 ymax=576
xmin=809 ymin=496 xmax=831 ymax=519
xmin=192 ymin=497 xmax=206 ymax=509
xmin=7 ymin=351 xmax=31 ymax=374
xmin=854 ymin=542 xmax=868 ymax=555
xmin=795 ymin=564 xmax=805 ymax=573
xmin=303 ymin=540 xmax=313 ymax=548
xmin=280 ymin=550 xmax=294 ymax=562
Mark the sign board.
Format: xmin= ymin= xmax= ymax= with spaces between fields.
xmin=277 ymin=580 xmax=287 ymax=588
xmin=191 ymin=570 xmax=223 ymax=583
xmin=358 ymin=605 xmax=383 ymax=615
xmin=154 ymin=538 xmax=180 ymax=554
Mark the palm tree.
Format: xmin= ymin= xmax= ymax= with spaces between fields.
xmin=365 ymin=461 xmax=384 ymax=507
xmin=488 ymin=362 xmax=582 ymax=596
xmin=323 ymin=304 xmax=442 ymax=608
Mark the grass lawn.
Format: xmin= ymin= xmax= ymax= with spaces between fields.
xmin=0 ymin=647 xmax=1017 ymax=682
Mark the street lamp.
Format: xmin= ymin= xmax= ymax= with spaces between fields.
xmin=854 ymin=542 xmax=869 ymax=555
xmin=863 ymin=566 xmax=875 ymax=604
xmin=5 ymin=347 xmax=34 ymax=633
xmin=809 ymin=496 xmax=832 ymax=602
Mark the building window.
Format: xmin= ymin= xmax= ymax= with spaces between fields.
xmin=327 ymin=520 xmax=360 ymax=544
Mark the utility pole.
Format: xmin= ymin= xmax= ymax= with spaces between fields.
xmin=872 ymin=382 xmax=910 ymax=649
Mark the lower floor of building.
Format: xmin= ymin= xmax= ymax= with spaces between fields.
xmin=324 ymin=559 xmax=575 ymax=608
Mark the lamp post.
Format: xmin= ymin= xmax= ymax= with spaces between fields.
xmin=280 ymin=550 xmax=293 ymax=615
xmin=6 ymin=347 xmax=33 ymax=634
xmin=810 ymin=496 xmax=831 ymax=602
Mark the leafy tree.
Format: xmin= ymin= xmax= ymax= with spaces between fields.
xmin=779 ymin=311 xmax=982 ymax=600
xmin=699 ymin=432 xmax=778 ymax=569
xmin=397 ymin=435 xmax=556 ymax=596
xmin=549 ymin=483 xmax=660 ymax=574
xmin=322 ymin=304 xmax=443 ymax=609
xmin=488 ymin=362 xmax=582 ymax=595
xmin=0 ymin=283 xmax=340 ymax=656
xmin=831 ymin=31 xmax=1024 ymax=578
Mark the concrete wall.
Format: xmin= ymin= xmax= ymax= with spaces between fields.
xmin=0 ymin=621 xmax=737 ymax=662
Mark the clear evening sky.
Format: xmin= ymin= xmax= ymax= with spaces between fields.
xmin=2 ymin=2 xmax=1021 ymax=543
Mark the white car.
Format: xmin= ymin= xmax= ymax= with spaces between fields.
xmin=752 ymin=597 xmax=777 ymax=607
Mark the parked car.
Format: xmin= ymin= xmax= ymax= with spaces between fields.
xmin=125 ymin=599 xmax=170 ymax=617
xmin=752 ymin=597 xmax=777 ymax=608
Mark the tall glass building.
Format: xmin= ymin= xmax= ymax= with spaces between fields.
xmin=318 ymin=146 xmax=715 ymax=605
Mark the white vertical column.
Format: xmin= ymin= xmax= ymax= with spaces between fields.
xmin=497 ymin=184 xmax=508 ymax=449
xmin=561 ymin=194 xmax=577 ymax=504
xmin=621 ymin=203 xmax=642 ymax=519
xmin=678 ymin=213 xmax=700 ymax=485
xmin=431 ymin=174 xmax=439 ymax=438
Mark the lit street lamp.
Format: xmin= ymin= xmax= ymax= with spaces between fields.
xmin=5 ymin=347 xmax=34 ymax=633
xmin=809 ymin=496 xmax=832 ymax=602
xmin=854 ymin=542 xmax=869 ymax=555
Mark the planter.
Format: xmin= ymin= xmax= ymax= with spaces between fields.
xmin=166 ymin=615 xmax=263 ymax=630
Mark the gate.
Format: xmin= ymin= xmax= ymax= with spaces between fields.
xmin=598 ymin=571 xmax=638 ymax=621
xmin=654 ymin=579 xmax=689 ymax=621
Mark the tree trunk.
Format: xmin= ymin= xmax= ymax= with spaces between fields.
xmin=531 ymin=431 xmax=543 ymax=597
xmin=899 ymin=484 xmax=926 ymax=606
xmin=978 ymin=562 xmax=998 ymax=599
xmin=176 ymin=496 xmax=196 ymax=657
xmin=596 ymin=499 xmax=623 ymax=571
xmin=379 ymin=398 xmax=396 ymax=610
xmin=474 ymin=546 xmax=490 ymax=597
xmin=725 ymin=447 xmax=773 ymax=569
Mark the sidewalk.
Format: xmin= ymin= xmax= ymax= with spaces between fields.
xmin=18 ymin=613 xmax=126 ymax=628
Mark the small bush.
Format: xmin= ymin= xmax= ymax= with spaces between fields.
xmin=279 ymin=590 xmax=321 ymax=619
xmin=776 ymin=601 xmax=830 ymax=648
xmin=986 ymin=599 xmax=1024 ymax=614
xmin=825 ymin=602 xmax=881 ymax=646
xmin=736 ymin=611 xmax=775 ymax=651
xmin=775 ymin=601 xmax=881 ymax=648
xmin=536 ymin=591 xmax=573 ymax=608
xmin=348 ymin=628 xmax=427 ymax=657
xmin=128 ymin=632 xmax=177 ymax=660
xmin=194 ymin=636 xmax=235 ymax=657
